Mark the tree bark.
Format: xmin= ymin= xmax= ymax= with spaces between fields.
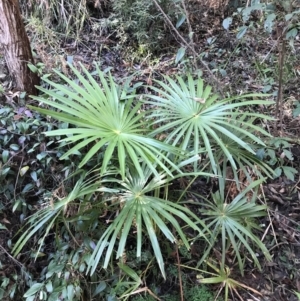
xmin=0 ymin=0 xmax=40 ymax=96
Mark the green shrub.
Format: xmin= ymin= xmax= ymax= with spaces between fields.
xmin=10 ymin=63 xmax=274 ymax=300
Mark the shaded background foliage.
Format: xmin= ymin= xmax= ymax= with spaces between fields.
xmin=19 ymin=0 xmax=242 ymax=52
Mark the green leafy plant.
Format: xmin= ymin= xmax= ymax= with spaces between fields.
xmin=21 ymin=0 xmax=89 ymax=38
xmin=13 ymin=63 xmax=274 ymax=287
xmin=195 ymin=259 xmax=262 ymax=301
xmin=146 ymin=74 xmax=274 ymax=177
xmin=259 ymin=137 xmax=298 ymax=181
xmin=20 ymin=238 xmax=93 ymax=301
xmin=110 ymin=0 xmax=180 ymax=51
xmin=12 ymin=172 xmax=100 ymax=257
xmin=184 ymin=284 xmax=223 ymax=301
xmin=0 ymin=104 xmax=98 ymax=301
xmin=0 ymin=275 xmax=18 ymax=300
xmin=29 ymin=63 xmax=181 ymax=179
xmin=28 ymin=62 xmax=46 ymax=77
xmin=294 ymin=291 xmax=300 ymax=300
xmin=131 ymin=283 xmax=220 ymax=301
xmin=0 ymin=105 xmax=71 ymax=221
xmin=0 ymin=84 xmax=4 ymax=95
xmin=210 ymin=114 xmax=274 ymax=185
xmin=15 ymin=63 xmax=210 ymax=279
xmin=227 ymin=1 xmax=300 ymax=42
xmin=227 ymin=0 xmax=300 ymax=128
xmin=198 ymin=177 xmax=271 ymax=274
xmin=87 ymin=164 xmax=209 ymax=277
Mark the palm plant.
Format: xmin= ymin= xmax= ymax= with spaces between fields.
xmin=192 ymin=259 xmax=263 ymax=301
xmin=210 ymin=114 xmax=274 ymax=186
xmin=146 ymin=75 xmax=274 ymax=176
xmin=28 ymin=63 xmax=181 ymax=179
xmin=87 ymin=164 xmax=209 ymax=278
xmin=198 ymin=177 xmax=271 ymax=275
xmin=13 ymin=64 xmax=274 ymax=282
xmin=12 ymin=172 xmax=100 ymax=257
xmin=17 ymin=64 xmax=211 ymax=278
xmin=295 ymin=291 xmax=300 ymax=300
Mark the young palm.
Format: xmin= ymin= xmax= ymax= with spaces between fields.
xmin=145 ymin=75 xmax=274 ymax=176
xmin=199 ymin=178 xmax=271 ymax=274
xmin=28 ymin=63 xmax=181 ymax=179
xmin=87 ymin=164 xmax=210 ymax=278
xmin=12 ymin=172 xmax=100 ymax=257
xmin=195 ymin=259 xmax=263 ymax=301
xmin=210 ymin=114 xmax=274 ymax=186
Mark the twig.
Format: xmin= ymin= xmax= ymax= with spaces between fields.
xmin=268 ymin=241 xmax=288 ymax=252
xmin=180 ymin=0 xmax=193 ymax=46
xmin=1 ymin=143 xmax=28 ymax=168
xmin=180 ymin=0 xmax=196 ymax=67
xmin=0 ymin=244 xmax=23 ymax=268
xmin=175 ymin=238 xmax=184 ymax=301
xmin=276 ymin=33 xmax=285 ymax=134
xmin=151 ymin=0 xmax=190 ymax=51
xmin=259 ymin=186 xmax=278 ymax=246
xmin=63 ymin=220 xmax=81 ymax=247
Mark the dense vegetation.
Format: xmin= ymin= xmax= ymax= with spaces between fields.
xmin=1 ymin=0 xmax=300 ymax=300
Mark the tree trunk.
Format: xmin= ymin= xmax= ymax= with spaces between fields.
xmin=0 ymin=0 xmax=40 ymax=96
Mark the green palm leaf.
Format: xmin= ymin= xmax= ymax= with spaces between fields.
xmin=12 ymin=173 xmax=100 ymax=257
xmin=145 ymin=75 xmax=274 ymax=174
xmin=209 ymin=114 xmax=275 ymax=186
xmin=29 ymin=63 xmax=181 ymax=179
xmin=199 ymin=178 xmax=271 ymax=274
xmin=87 ymin=165 xmax=210 ymax=278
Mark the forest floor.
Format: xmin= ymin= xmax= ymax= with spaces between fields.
xmin=1 ymin=4 xmax=300 ymax=301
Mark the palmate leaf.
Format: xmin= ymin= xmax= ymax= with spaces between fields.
xmin=145 ymin=75 xmax=274 ymax=174
xmin=87 ymin=166 xmax=210 ymax=278
xmin=200 ymin=178 xmax=271 ymax=274
xmin=209 ymin=114 xmax=275 ymax=186
xmin=29 ymin=63 xmax=181 ymax=179
xmin=195 ymin=259 xmax=262 ymax=301
xmin=12 ymin=174 xmax=100 ymax=257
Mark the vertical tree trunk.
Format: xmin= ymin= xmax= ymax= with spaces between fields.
xmin=0 ymin=0 xmax=40 ymax=96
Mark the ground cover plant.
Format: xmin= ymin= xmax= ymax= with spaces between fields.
xmin=10 ymin=62 xmax=273 ymax=300
xmin=1 ymin=0 xmax=300 ymax=300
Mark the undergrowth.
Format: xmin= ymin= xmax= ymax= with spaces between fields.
xmin=1 ymin=0 xmax=300 ymax=300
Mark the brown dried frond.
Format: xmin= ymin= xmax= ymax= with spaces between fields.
xmin=225 ymin=167 xmax=261 ymax=202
